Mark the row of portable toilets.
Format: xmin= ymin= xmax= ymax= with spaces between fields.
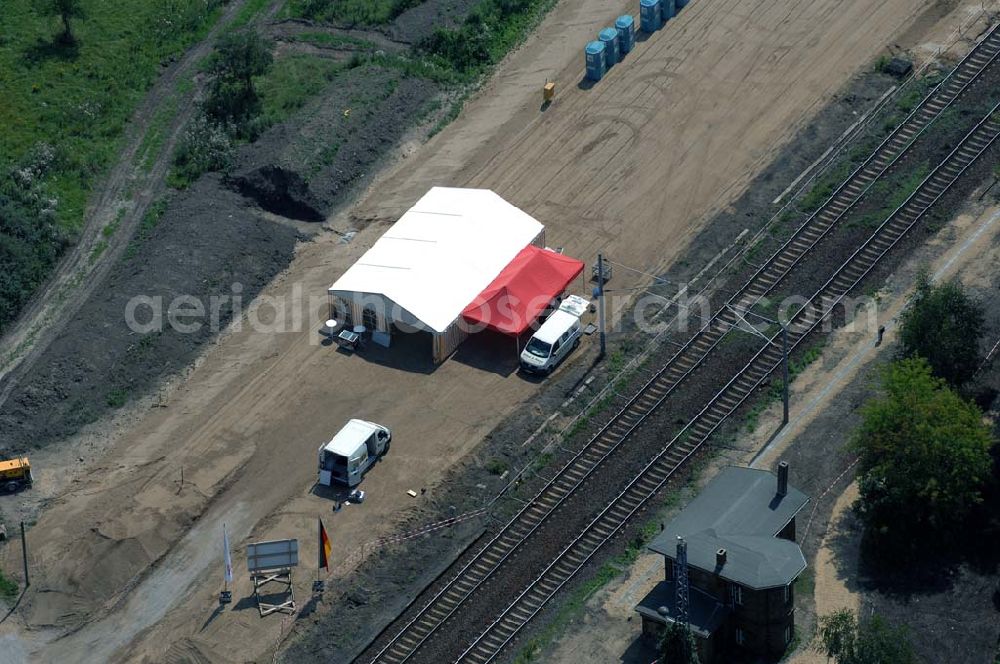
xmin=585 ymin=0 xmax=690 ymax=82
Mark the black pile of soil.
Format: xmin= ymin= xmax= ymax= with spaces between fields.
xmin=229 ymin=66 xmax=439 ymax=221
xmin=0 ymin=176 xmax=299 ymax=453
xmin=387 ymin=0 xmax=482 ymax=44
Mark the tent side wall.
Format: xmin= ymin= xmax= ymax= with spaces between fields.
xmin=433 ymin=321 xmax=469 ymax=363
xmin=327 ymin=291 xmax=392 ymax=334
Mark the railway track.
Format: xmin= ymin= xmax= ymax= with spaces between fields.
xmin=457 ymin=100 xmax=1000 ymax=664
xmin=359 ymin=23 xmax=1000 ymax=664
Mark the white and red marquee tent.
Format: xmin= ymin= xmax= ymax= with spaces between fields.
xmin=328 ymin=187 xmax=583 ymax=362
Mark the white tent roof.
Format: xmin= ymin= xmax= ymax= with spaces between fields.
xmin=329 ymin=187 xmax=544 ymax=333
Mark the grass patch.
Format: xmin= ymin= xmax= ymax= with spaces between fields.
xmin=429 ymin=92 xmax=468 ymax=137
xmin=486 ymin=458 xmax=508 ymax=475
xmin=418 ymin=0 xmax=559 ymax=81
xmin=231 ymin=0 xmax=272 ymax=29
xmin=0 ymin=568 xmax=17 ymax=600
xmin=256 ymin=54 xmax=347 ymax=125
xmin=88 ymin=207 xmax=126 ymax=263
xmin=780 ymin=626 xmax=805 ymax=661
xmin=796 ymin=158 xmax=855 ymax=214
xmin=847 ymin=162 xmax=930 ymax=230
xmin=281 ymin=0 xmax=423 ymax=26
xmin=105 ymin=387 xmax=128 ymax=408
xmin=136 ymin=95 xmax=179 ymax=172
xmin=123 ymin=197 xmax=168 ymax=259
xmin=531 ymin=452 xmax=554 ymax=472
xmin=607 ymin=349 xmax=627 ymax=374
xmin=794 ymin=566 xmax=815 ymax=598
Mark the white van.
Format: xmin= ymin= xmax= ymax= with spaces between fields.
xmin=318 ymin=419 xmax=391 ymax=487
xmin=520 ymin=308 xmax=583 ymax=375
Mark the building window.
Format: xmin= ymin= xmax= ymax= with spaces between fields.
xmin=736 ymin=628 xmax=746 ymax=646
xmin=731 ymin=583 xmax=743 ymax=606
xmin=784 ymin=583 xmax=791 ymax=603
xmin=784 ymin=625 xmax=792 ymax=645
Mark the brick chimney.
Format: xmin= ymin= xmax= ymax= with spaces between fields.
xmin=777 ymin=461 xmax=789 ymax=497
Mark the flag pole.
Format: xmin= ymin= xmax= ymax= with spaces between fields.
xmin=315 ymin=517 xmax=330 ymax=593
xmin=220 ymin=523 xmax=233 ymax=604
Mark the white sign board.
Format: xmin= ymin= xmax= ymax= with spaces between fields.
xmin=247 ymin=538 xmax=299 ymax=573
xmin=559 ymin=295 xmax=590 ymax=318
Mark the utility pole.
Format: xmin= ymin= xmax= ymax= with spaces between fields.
xmin=20 ymin=521 xmax=29 ymax=588
xmin=726 ymin=304 xmax=789 ymax=427
xmin=781 ymin=322 xmax=789 ymax=425
xmin=596 ymin=253 xmax=607 ymax=358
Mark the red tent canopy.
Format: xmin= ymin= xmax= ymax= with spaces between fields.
xmin=462 ymin=246 xmax=585 ymax=336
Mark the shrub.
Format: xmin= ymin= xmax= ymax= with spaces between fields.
xmin=899 ymin=272 xmax=984 ymax=386
xmin=851 ymin=358 xmax=994 ymax=553
xmin=203 ymin=29 xmax=273 ymax=133
xmin=150 ymin=0 xmax=223 ymax=45
xmin=169 ymin=114 xmax=235 ymax=188
xmin=659 ymin=622 xmax=699 ymax=664
xmin=0 ymin=146 xmax=68 ymax=332
xmin=285 ymin=0 xmax=422 ymax=26
xmin=817 ymin=609 xmax=915 ymax=664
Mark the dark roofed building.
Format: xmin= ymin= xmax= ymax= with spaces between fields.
xmin=636 ymin=463 xmax=809 ymax=662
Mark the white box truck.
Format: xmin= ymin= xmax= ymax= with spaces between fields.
xmin=519 ymin=295 xmax=587 ymax=375
xmin=318 ymin=419 xmax=391 ymax=487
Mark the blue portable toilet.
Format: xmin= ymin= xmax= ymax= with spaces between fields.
xmin=662 ymin=0 xmax=676 ymax=21
xmin=616 ymin=15 xmax=635 ymax=55
xmin=639 ymin=0 xmax=661 ymax=33
xmin=585 ymin=41 xmax=606 ymax=82
xmin=598 ymin=27 xmax=620 ymax=68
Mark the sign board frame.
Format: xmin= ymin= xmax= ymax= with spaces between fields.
xmin=247 ymin=538 xmax=299 ymax=573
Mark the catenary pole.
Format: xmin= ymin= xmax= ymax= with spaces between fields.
xmin=596 ymin=254 xmax=606 ymax=358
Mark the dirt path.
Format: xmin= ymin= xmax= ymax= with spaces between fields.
xmin=787 ymin=482 xmax=861 ymax=664
xmin=0 ymin=0 xmax=977 ymax=662
xmin=0 ymin=0 xmax=265 ymax=406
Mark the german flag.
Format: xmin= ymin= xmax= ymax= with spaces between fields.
xmin=319 ymin=518 xmax=332 ymax=571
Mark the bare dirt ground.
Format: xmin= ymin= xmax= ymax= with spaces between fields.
xmin=0 ymin=0 xmax=981 ymax=662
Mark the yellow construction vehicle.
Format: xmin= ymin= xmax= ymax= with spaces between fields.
xmin=0 ymin=457 xmax=32 ymax=493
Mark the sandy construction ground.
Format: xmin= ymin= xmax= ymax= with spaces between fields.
xmin=0 ymin=0 xmax=974 ymax=661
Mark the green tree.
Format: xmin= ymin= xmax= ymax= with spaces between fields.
xmin=204 ymin=30 xmax=273 ymax=129
xmin=38 ymin=0 xmax=85 ymax=44
xmin=899 ymin=272 xmax=984 ymax=387
xmin=817 ymin=609 xmax=915 ymax=664
xmin=659 ymin=622 xmax=700 ymax=664
xmin=851 ymin=358 xmax=994 ymax=549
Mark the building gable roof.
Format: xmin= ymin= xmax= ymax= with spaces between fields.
xmin=648 ymin=466 xmax=809 ymax=589
xmin=328 ymin=187 xmax=544 ymax=333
